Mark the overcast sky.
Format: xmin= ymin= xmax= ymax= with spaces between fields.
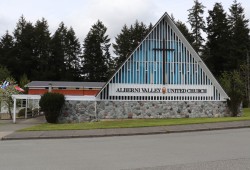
xmin=1 ymin=0 xmax=250 ymax=45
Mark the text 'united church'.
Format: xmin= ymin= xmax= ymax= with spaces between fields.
xmin=116 ymin=87 xmax=207 ymax=94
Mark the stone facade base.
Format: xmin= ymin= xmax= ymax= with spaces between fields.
xmin=58 ymin=100 xmax=230 ymax=123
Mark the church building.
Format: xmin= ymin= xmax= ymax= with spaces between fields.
xmin=59 ymin=12 xmax=229 ymax=122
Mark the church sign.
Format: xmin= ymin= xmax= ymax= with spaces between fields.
xmin=109 ymin=84 xmax=213 ymax=97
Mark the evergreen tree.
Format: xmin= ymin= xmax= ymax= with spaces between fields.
xmin=148 ymin=23 xmax=153 ymax=32
xmin=13 ymin=16 xmax=35 ymax=80
xmin=82 ymin=20 xmax=112 ymax=81
xmin=228 ymin=0 xmax=250 ymax=107
xmin=0 ymin=65 xmax=11 ymax=81
xmin=50 ymin=23 xmax=82 ymax=81
xmin=113 ymin=21 xmax=150 ymax=67
xmin=113 ymin=24 xmax=131 ymax=67
xmin=131 ymin=20 xmax=148 ymax=48
xmin=175 ymin=20 xmax=195 ymax=45
xmin=204 ymin=2 xmax=231 ymax=77
xmin=32 ymin=18 xmax=51 ymax=80
xmin=0 ymin=31 xmax=15 ymax=70
xmin=228 ymin=0 xmax=250 ymax=70
xmin=19 ymin=73 xmax=30 ymax=89
xmin=170 ymin=15 xmax=194 ymax=47
xmin=50 ymin=22 xmax=68 ymax=80
xmin=64 ymin=27 xmax=81 ymax=80
xmin=187 ymin=0 xmax=206 ymax=54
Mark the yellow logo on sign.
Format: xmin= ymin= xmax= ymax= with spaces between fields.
xmin=162 ymin=87 xmax=166 ymax=94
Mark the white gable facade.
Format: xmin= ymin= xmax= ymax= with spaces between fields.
xmin=96 ymin=13 xmax=228 ymax=102
xmin=60 ymin=13 xmax=230 ymax=122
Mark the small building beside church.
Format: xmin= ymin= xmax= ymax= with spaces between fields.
xmin=3 ymin=81 xmax=104 ymax=117
xmin=58 ymin=12 xmax=230 ymax=123
xmin=25 ymin=81 xmax=105 ymax=96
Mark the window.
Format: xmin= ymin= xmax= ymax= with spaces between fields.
xmin=17 ymin=99 xmax=26 ymax=107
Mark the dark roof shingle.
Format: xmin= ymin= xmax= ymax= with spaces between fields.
xmin=25 ymin=81 xmax=105 ymax=88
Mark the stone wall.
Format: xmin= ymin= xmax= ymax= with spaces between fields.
xmin=58 ymin=101 xmax=96 ymax=123
xmin=59 ymin=100 xmax=231 ymax=123
xmin=97 ymin=101 xmax=230 ymax=119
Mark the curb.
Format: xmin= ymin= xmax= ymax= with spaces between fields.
xmin=2 ymin=124 xmax=250 ymax=141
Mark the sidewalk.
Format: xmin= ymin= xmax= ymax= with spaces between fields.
xmin=0 ymin=116 xmax=46 ymax=140
xmin=1 ymin=117 xmax=250 ymax=140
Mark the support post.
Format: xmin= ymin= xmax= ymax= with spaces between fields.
xmin=94 ymin=101 xmax=98 ymax=121
xmin=25 ymin=98 xmax=28 ymax=119
xmin=13 ymin=98 xmax=16 ymax=123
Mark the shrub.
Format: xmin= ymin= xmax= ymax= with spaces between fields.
xmin=32 ymin=108 xmax=40 ymax=117
xmin=39 ymin=92 xmax=65 ymax=123
xmin=18 ymin=108 xmax=31 ymax=117
xmin=220 ymin=71 xmax=244 ymax=116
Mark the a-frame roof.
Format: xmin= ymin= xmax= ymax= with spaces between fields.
xmin=96 ymin=12 xmax=229 ymax=101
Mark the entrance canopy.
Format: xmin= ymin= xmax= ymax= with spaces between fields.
xmin=11 ymin=95 xmax=40 ymax=123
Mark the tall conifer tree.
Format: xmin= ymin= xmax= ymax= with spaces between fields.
xmin=82 ymin=20 xmax=112 ymax=81
xmin=0 ymin=31 xmax=15 ymax=71
xmin=175 ymin=20 xmax=195 ymax=45
xmin=205 ymin=2 xmax=230 ymax=77
xmin=188 ymin=0 xmax=206 ymax=54
xmin=113 ymin=24 xmax=131 ymax=67
xmin=228 ymin=0 xmax=250 ymax=106
xmin=50 ymin=24 xmax=81 ymax=81
xmin=32 ymin=18 xmax=51 ymax=80
xmin=13 ymin=16 xmax=35 ymax=80
xmin=228 ymin=0 xmax=250 ymax=70
xmin=113 ymin=21 xmax=150 ymax=67
xmin=64 ymin=27 xmax=81 ymax=80
xmin=50 ymin=22 xmax=68 ymax=80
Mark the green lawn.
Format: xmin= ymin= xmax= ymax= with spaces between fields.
xmin=22 ymin=108 xmax=250 ymax=131
xmin=242 ymin=108 xmax=250 ymax=117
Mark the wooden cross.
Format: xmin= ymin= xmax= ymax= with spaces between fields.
xmin=152 ymin=38 xmax=174 ymax=85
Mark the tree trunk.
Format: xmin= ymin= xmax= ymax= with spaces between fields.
xmin=8 ymin=105 xmax=12 ymax=119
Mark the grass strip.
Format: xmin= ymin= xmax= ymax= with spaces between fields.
xmin=22 ymin=108 xmax=250 ymax=131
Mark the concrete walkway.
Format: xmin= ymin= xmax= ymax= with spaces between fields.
xmin=0 ymin=116 xmax=46 ymax=139
xmin=1 ymin=116 xmax=250 ymax=140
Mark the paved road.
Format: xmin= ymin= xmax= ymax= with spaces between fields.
xmin=0 ymin=128 xmax=250 ymax=170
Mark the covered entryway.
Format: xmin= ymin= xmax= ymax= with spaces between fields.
xmin=12 ymin=95 xmax=41 ymax=123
